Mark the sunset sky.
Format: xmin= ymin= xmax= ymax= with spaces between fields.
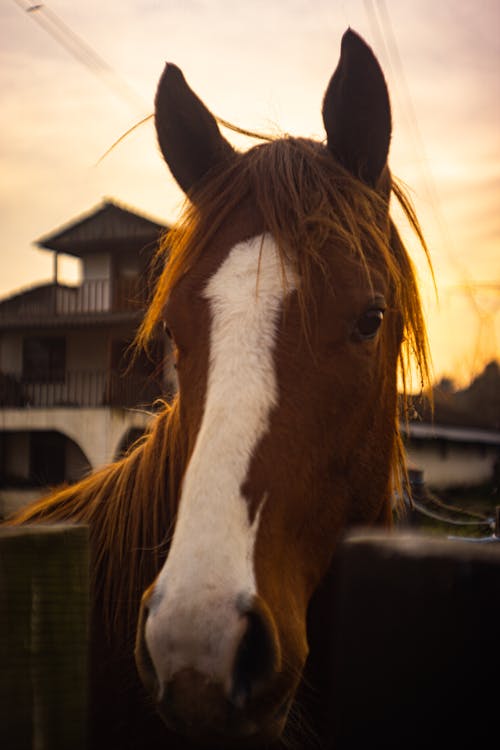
xmin=1 ymin=0 xmax=499 ymax=385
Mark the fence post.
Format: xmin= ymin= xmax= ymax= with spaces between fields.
xmin=0 ymin=524 xmax=89 ymax=750
xmin=328 ymin=530 xmax=500 ymax=748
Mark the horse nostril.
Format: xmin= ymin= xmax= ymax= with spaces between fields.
xmin=230 ymin=599 xmax=280 ymax=710
xmin=135 ymin=599 xmax=160 ymax=701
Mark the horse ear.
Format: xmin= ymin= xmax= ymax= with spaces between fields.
xmin=155 ymin=64 xmax=236 ymax=195
xmin=322 ymin=29 xmax=391 ymax=187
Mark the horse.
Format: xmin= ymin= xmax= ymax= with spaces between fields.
xmin=7 ymin=29 xmax=430 ymax=749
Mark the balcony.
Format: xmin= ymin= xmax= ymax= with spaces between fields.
xmin=0 ymin=370 xmax=166 ymax=409
xmin=0 ymin=278 xmax=149 ymax=328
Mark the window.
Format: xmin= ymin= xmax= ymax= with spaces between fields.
xmin=22 ymin=337 xmax=66 ymax=383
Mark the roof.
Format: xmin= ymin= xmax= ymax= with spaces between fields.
xmin=403 ymin=421 xmax=500 ymax=446
xmin=36 ymin=198 xmax=168 ymax=257
xmin=0 ymin=282 xmax=64 ymax=310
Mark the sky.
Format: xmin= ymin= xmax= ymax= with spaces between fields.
xmin=1 ymin=0 xmax=499 ymax=385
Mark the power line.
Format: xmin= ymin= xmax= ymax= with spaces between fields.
xmin=449 ymin=283 xmax=500 ymax=293
xmin=12 ymin=0 xmax=148 ymax=115
xmin=363 ymin=0 xmax=500 ymax=377
xmin=13 ymin=0 xmax=269 ymax=163
xmin=364 ymin=1 xmax=472 ymax=283
xmin=447 ymin=282 xmax=500 ymax=369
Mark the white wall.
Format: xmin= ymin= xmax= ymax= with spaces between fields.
xmin=406 ymin=442 xmax=498 ymax=489
xmin=0 ymin=407 xmax=152 ymax=470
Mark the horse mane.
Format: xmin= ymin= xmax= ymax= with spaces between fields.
xmin=7 ymin=135 xmax=431 ymax=635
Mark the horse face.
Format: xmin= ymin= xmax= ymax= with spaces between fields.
xmin=136 ymin=30 xmax=396 ymax=746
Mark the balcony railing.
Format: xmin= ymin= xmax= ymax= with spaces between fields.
xmin=56 ymin=280 xmax=112 ymax=314
xmin=0 ymin=278 xmax=149 ymax=324
xmin=0 ymin=370 xmax=166 ymax=409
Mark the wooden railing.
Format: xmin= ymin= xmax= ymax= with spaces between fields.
xmin=0 ymin=370 xmax=164 ymax=409
xmin=55 ymin=278 xmax=148 ymax=314
xmin=0 ymin=279 xmax=149 ymax=323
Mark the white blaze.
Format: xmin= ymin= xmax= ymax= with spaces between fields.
xmin=145 ymin=234 xmax=295 ymax=686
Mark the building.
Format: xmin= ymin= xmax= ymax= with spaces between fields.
xmin=403 ymin=422 xmax=500 ymax=490
xmin=403 ymin=367 xmax=500 ymax=490
xmin=0 ymin=199 xmax=174 ymax=518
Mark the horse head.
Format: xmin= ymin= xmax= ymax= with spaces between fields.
xmin=135 ymin=29 xmax=424 ymax=747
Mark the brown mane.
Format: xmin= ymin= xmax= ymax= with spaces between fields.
xmin=7 ymin=136 xmax=431 ymax=636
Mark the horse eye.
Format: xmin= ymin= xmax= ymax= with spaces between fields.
xmin=354 ymin=308 xmax=385 ymax=340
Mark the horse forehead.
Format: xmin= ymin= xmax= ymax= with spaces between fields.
xmin=167 ymin=206 xmax=265 ymax=316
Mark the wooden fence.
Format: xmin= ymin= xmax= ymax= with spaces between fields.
xmin=0 ymin=525 xmax=89 ymax=750
xmin=1 ymin=525 xmax=499 ymax=748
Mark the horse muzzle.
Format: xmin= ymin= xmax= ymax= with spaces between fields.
xmin=134 ymin=588 xmax=292 ymax=746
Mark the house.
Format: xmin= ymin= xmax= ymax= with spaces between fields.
xmin=403 ymin=422 xmax=500 ymax=490
xmin=0 ymin=199 xmax=175 ymax=518
xmin=402 ymin=365 xmax=500 ymax=490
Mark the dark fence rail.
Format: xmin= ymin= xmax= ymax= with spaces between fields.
xmin=0 ymin=370 xmax=163 ymax=408
xmin=1 ymin=529 xmax=499 ymax=748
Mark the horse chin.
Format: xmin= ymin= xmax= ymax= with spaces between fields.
xmin=153 ymin=670 xmax=292 ymax=748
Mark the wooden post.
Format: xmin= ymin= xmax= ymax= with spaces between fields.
xmin=328 ymin=530 xmax=500 ymax=748
xmin=0 ymin=525 xmax=89 ymax=750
